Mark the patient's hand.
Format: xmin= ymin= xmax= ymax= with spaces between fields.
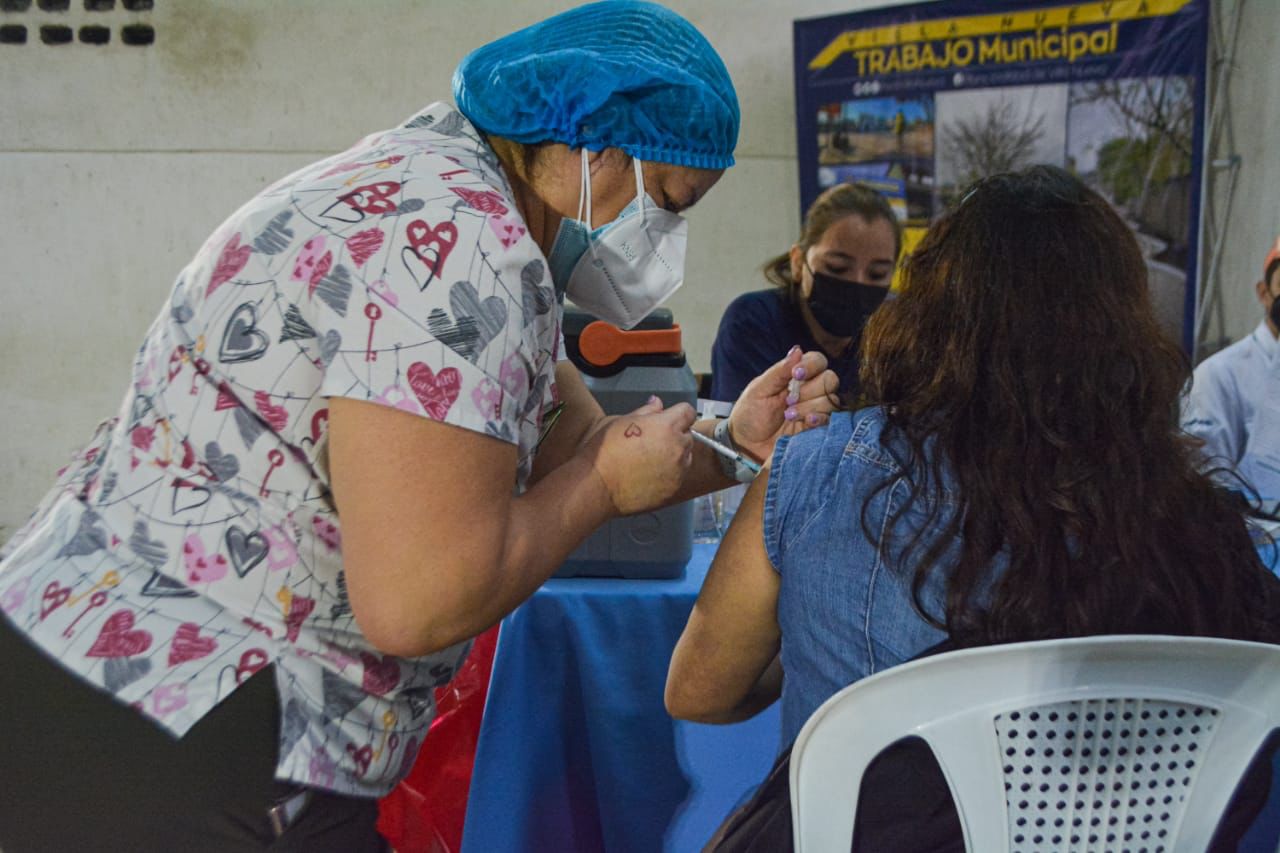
xmin=729 ymin=347 xmax=839 ymax=463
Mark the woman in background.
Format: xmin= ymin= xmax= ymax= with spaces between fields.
xmin=669 ymin=165 xmax=1280 ymax=850
xmin=709 ymin=183 xmax=901 ymax=404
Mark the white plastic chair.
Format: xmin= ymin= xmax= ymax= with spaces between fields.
xmin=789 ymin=635 xmax=1280 ymax=853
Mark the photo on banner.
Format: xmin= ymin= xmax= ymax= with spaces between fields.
xmin=793 ymin=0 xmax=1209 ymax=348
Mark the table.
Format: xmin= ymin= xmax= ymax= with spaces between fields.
xmin=460 ymin=543 xmax=779 ymax=853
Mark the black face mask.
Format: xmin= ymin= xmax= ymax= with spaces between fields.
xmin=804 ymin=268 xmax=890 ymax=338
xmin=1269 ymin=292 xmax=1280 ymax=330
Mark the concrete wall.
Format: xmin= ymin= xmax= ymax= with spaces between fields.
xmin=1 ymin=0 xmax=1277 ymax=539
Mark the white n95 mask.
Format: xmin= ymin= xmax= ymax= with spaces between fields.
xmin=549 ymin=150 xmax=688 ymax=330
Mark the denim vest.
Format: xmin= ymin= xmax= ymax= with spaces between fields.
xmin=764 ymin=408 xmax=958 ymax=748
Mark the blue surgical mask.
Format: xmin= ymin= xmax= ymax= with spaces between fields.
xmin=544 ymin=152 xmax=646 ymax=294
xmin=547 ymin=199 xmax=642 ymax=294
xmin=546 ymin=219 xmax=592 ymax=297
xmin=545 ymin=151 xmax=687 ymax=328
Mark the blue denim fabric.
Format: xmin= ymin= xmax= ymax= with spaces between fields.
xmin=764 ymin=407 xmax=959 ymax=748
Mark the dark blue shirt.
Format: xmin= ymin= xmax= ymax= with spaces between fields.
xmin=708 ymin=289 xmax=858 ymax=403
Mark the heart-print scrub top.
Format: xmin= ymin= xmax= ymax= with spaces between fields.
xmin=0 ymin=103 xmax=562 ymax=798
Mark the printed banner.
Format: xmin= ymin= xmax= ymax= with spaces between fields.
xmin=794 ymin=0 xmax=1209 ymax=349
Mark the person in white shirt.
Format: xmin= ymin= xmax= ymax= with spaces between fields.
xmin=1183 ymin=234 xmax=1280 ymax=497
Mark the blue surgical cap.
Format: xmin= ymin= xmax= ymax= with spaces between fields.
xmin=452 ymin=0 xmax=739 ymax=170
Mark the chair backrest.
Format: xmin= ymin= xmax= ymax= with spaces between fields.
xmin=788 ymin=635 xmax=1280 ymax=853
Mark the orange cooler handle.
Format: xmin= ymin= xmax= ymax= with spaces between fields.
xmin=578 ymin=320 xmax=683 ymax=368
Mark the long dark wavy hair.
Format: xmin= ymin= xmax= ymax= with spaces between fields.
xmin=858 ymin=165 xmax=1278 ymax=645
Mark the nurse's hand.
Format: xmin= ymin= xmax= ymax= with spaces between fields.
xmin=588 ymin=396 xmax=696 ymax=516
xmin=729 ymin=347 xmax=839 ymax=463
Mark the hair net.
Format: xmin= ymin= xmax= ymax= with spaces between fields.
xmin=452 ymin=0 xmax=739 ymax=170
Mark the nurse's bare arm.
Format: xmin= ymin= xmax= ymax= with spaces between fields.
xmin=529 ymin=362 xmax=730 ymax=496
xmin=532 ymin=356 xmax=837 ymax=502
xmin=330 ymin=395 xmax=693 ymax=658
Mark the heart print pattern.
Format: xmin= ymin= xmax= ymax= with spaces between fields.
xmin=0 ymin=102 xmax=559 ymax=801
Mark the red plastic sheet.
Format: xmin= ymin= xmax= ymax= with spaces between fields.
xmin=377 ymin=626 xmax=499 ymax=853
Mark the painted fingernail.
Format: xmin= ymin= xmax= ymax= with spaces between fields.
xmin=788 ymin=345 xmax=801 ymax=357
xmin=784 ymin=407 xmax=798 ymax=421
xmin=791 ymin=366 xmax=806 ymax=381
xmin=648 ymin=395 xmax=660 ymax=405
xmin=786 ymin=392 xmax=800 ymax=406
xmin=806 ymin=413 xmax=820 ymax=426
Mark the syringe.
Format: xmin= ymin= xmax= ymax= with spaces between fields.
xmin=690 ymin=430 xmax=762 ymax=475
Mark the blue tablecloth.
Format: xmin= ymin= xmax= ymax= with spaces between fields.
xmin=462 ymin=541 xmax=1280 ymax=852
xmin=461 ymin=543 xmax=778 ymax=853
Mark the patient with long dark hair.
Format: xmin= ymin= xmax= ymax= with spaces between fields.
xmin=667 ymin=165 xmax=1280 ymax=851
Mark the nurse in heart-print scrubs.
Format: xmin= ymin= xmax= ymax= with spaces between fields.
xmin=0 ymin=2 xmax=838 ymax=851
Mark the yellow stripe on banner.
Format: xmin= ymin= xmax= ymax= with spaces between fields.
xmin=891 ymin=227 xmax=927 ymax=292
xmin=808 ymin=0 xmax=1192 ymax=69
